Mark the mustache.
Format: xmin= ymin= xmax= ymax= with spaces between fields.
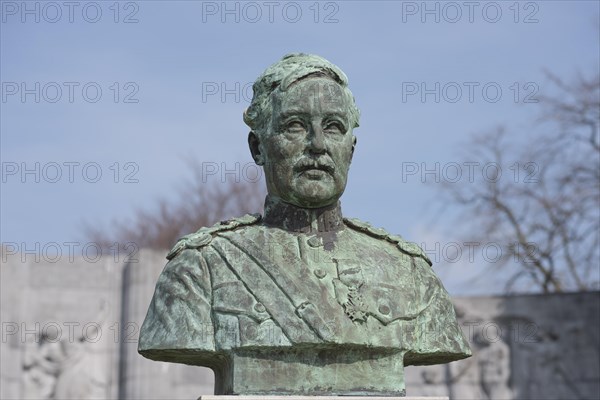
xmin=294 ymin=158 xmax=336 ymax=173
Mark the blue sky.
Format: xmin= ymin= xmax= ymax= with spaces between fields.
xmin=2 ymin=0 xmax=599 ymax=295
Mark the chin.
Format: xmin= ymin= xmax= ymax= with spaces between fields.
xmin=289 ymin=191 xmax=340 ymax=209
xmin=300 ymin=199 xmax=335 ymax=208
xmin=275 ymin=179 xmax=345 ymax=208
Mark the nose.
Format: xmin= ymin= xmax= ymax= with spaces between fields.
xmin=308 ymin=122 xmax=326 ymax=154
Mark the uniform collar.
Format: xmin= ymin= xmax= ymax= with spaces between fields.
xmin=262 ymin=196 xmax=344 ymax=233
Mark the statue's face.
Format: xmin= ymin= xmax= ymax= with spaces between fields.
xmin=252 ymin=77 xmax=356 ymax=208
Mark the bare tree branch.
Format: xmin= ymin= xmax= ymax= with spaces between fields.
xmin=85 ymin=160 xmax=266 ymax=250
xmin=439 ymin=71 xmax=599 ymax=293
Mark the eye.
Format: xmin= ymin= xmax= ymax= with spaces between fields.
xmin=285 ymin=120 xmax=306 ymax=134
xmin=323 ymin=121 xmax=346 ymax=135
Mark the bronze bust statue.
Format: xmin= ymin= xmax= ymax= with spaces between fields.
xmin=138 ymin=53 xmax=471 ymax=396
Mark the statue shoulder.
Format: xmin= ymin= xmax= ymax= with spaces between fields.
xmin=166 ymin=213 xmax=262 ymax=260
xmin=343 ymin=217 xmax=432 ymax=266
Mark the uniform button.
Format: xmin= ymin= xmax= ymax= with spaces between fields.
xmin=314 ymin=269 xmax=327 ymax=279
xmin=307 ymin=236 xmax=322 ymax=248
xmin=254 ymin=303 xmax=266 ymax=313
xmin=378 ymin=304 xmax=391 ymax=315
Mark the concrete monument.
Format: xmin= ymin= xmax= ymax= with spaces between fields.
xmin=138 ymin=53 xmax=471 ymax=396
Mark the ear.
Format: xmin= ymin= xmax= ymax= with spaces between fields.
xmin=350 ymin=135 xmax=357 ymax=160
xmin=248 ymin=131 xmax=264 ymax=165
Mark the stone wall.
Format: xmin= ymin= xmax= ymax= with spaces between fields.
xmin=405 ymin=293 xmax=600 ymax=399
xmin=1 ymin=251 xmax=123 ymax=399
xmin=1 ymin=250 xmax=598 ymax=399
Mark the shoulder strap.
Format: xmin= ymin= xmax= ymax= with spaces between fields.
xmin=343 ymin=218 xmax=432 ymax=266
xmin=167 ymin=213 xmax=261 ymax=260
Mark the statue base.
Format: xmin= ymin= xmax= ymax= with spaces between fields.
xmin=200 ymin=397 xmax=449 ymax=400
xmin=212 ymin=348 xmax=406 ymax=396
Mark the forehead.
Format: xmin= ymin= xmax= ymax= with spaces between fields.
xmin=274 ymin=77 xmax=349 ymax=115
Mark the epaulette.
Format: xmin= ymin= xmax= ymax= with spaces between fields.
xmin=166 ymin=213 xmax=262 ymax=260
xmin=343 ymin=217 xmax=433 ymax=266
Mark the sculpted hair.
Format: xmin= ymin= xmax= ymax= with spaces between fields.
xmin=243 ymin=53 xmax=361 ymax=136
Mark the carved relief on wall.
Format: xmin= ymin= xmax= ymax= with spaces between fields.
xmin=21 ymin=305 xmax=110 ymax=399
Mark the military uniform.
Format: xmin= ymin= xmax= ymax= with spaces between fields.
xmin=139 ymin=197 xmax=471 ymax=395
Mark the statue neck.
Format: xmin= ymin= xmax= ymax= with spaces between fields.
xmin=262 ymin=196 xmax=344 ymax=233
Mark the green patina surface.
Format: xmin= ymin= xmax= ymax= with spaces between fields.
xmin=138 ymin=53 xmax=471 ymax=396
